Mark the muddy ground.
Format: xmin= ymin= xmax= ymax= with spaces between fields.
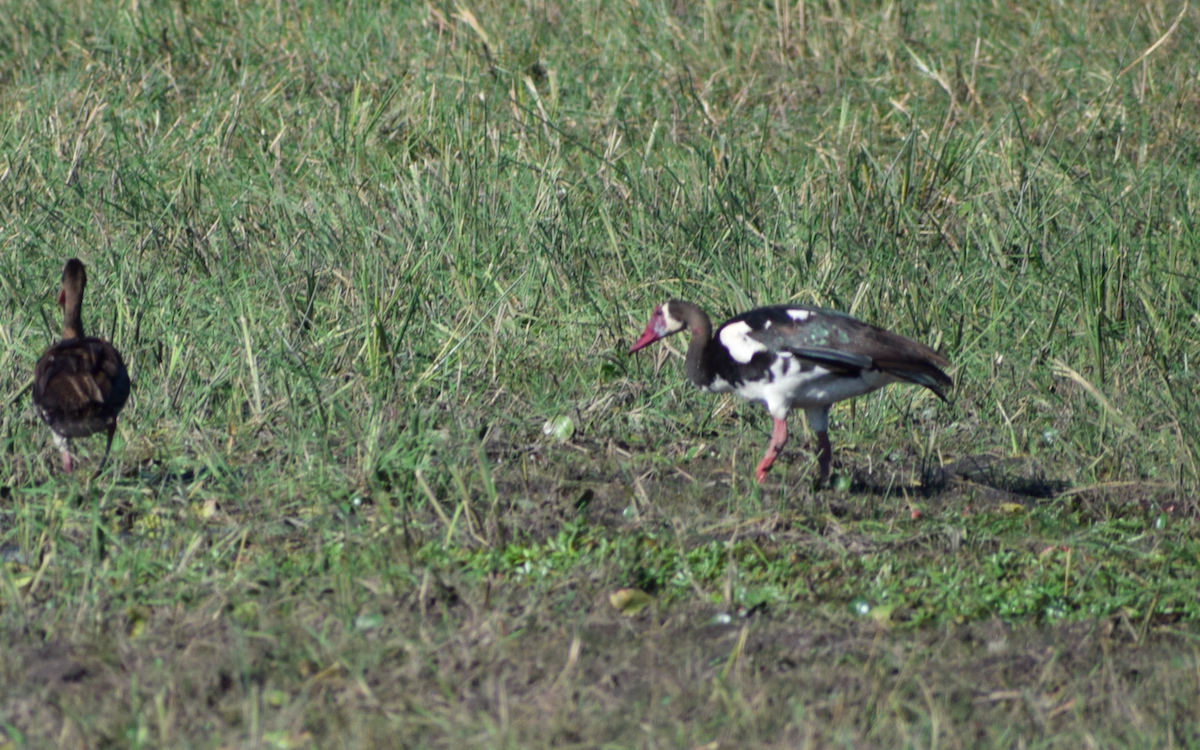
xmin=2 ymin=442 xmax=1197 ymax=748
xmin=4 ymin=585 xmax=1195 ymax=748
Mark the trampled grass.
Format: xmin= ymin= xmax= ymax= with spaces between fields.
xmin=2 ymin=0 xmax=1200 ymax=746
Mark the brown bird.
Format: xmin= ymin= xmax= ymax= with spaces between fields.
xmin=33 ymin=259 xmax=130 ymax=476
xmin=630 ymin=300 xmax=952 ymax=487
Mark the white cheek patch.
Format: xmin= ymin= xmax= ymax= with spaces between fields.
xmin=661 ymin=305 xmax=684 ymax=334
xmin=718 ymin=321 xmax=767 ymax=363
xmin=787 ymin=309 xmax=811 ymax=322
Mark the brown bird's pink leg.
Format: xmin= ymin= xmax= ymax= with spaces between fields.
xmin=52 ymin=433 xmax=73 ymax=473
xmin=814 ymin=430 xmax=833 ymax=488
xmin=755 ymin=418 xmax=789 ymax=483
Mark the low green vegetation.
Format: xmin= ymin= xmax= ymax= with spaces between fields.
xmin=2 ymin=0 xmax=1199 ymax=746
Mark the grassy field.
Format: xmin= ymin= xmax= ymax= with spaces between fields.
xmin=2 ymin=0 xmax=1200 ymax=746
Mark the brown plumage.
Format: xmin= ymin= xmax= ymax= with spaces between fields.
xmin=33 ymin=259 xmax=130 ymax=476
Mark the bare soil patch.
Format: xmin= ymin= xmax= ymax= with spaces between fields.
xmin=4 ymin=579 xmax=1198 ymax=748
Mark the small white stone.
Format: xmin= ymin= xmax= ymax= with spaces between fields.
xmin=543 ymin=415 xmax=575 ymax=441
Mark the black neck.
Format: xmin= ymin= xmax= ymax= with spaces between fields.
xmin=670 ymin=300 xmax=714 ymax=388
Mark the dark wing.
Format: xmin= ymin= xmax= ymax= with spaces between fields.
xmin=33 ymin=338 xmax=130 ymax=427
xmin=846 ymin=323 xmax=953 ymax=399
xmin=745 ymin=306 xmax=953 ymax=399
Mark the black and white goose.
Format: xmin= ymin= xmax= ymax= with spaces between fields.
xmin=629 ymin=300 xmax=952 ymax=486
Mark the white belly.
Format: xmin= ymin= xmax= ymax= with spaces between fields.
xmin=730 ymin=359 xmax=897 ymax=420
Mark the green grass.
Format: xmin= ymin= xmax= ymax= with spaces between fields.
xmin=2 ymin=0 xmax=1200 ymax=746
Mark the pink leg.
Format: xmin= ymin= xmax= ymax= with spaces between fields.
xmin=814 ymin=431 xmax=832 ymax=487
xmin=755 ymin=418 xmax=789 ymax=483
xmin=53 ymin=433 xmax=73 ymax=473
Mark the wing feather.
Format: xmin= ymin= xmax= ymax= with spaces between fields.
xmin=741 ymin=306 xmax=952 ymax=397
